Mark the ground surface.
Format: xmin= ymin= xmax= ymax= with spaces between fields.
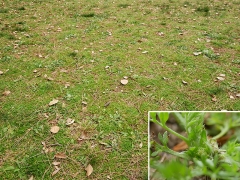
xmin=0 ymin=0 xmax=239 ymax=179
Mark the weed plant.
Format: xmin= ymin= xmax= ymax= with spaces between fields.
xmin=150 ymin=112 xmax=240 ymax=180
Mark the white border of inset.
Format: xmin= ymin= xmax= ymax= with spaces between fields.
xmin=148 ymin=111 xmax=239 ymax=180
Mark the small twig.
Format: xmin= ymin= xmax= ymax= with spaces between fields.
xmin=48 ymin=143 xmax=62 ymax=147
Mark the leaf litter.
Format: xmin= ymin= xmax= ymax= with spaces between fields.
xmin=54 ymin=153 xmax=67 ymax=159
xmin=66 ymin=118 xmax=75 ymax=126
xmin=49 ymin=99 xmax=58 ymax=106
xmin=120 ymin=79 xmax=128 ymax=85
xmin=85 ymin=164 xmax=93 ymax=176
xmin=2 ymin=90 xmax=11 ymax=96
xmin=50 ymin=126 xmax=60 ymax=133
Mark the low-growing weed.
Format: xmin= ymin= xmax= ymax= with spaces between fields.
xmin=150 ymin=112 xmax=240 ymax=180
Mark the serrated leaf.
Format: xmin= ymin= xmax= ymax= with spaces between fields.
xmin=151 ymin=150 xmax=161 ymax=156
xmin=162 ymin=131 xmax=168 ymax=146
xmin=158 ymin=133 xmax=163 ymax=144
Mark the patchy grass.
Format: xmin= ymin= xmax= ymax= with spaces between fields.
xmin=0 ymin=0 xmax=239 ymax=179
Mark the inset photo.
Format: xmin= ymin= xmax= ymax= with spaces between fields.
xmin=149 ymin=112 xmax=240 ymax=180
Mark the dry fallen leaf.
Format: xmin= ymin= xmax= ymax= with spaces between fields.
xmin=85 ymin=164 xmax=93 ymax=176
xmin=66 ymin=118 xmax=75 ymax=126
xmin=157 ymin=32 xmax=164 ymax=36
xmin=49 ymin=99 xmax=58 ymax=106
xmin=142 ymin=51 xmax=148 ymax=54
xmin=139 ymin=142 xmax=143 ymax=148
xmin=216 ymin=77 xmax=225 ymax=81
xmin=33 ymin=69 xmax=38 ymax=73
xmin=52 ymin=161 xmax=61 ymax=166
xmin=54 ymin=153 xmax=67 ymax=159
xmin=52 ymin=166 xmax=60 ymax=176
xmin=2 ymin=90 xmax=11 ymax=96
xmin=51 ymin=126 xmax=60 ymax=134
xmin=82 ymin=101 xmax=87 ymax=105
xmin=212 ymin=95 xmax=217 ymax=102
xmin=182 ymin=80 xmax=188 ymax=85
xmin=47 ymin=77 xmax=54 ymax=81
xmin=219 ymin=74 xmax=225 ymax=77
xmin=193 ymin=52 xmax=202 ymax=56
xmin=0 ymin=71 xmax=3 ymax=75
xmin=236 ymin=93 xmax=240 ymax=98
xmin=173 ymin=141 xmax=188 ymax=151
xmin=120 ymin=79 xmax=128 ymax=85
xmin=29 ymin=175 xmax=34 ymax=180
xmin=60 ymin=69 xmax=68 ymax=73
xmin=82 ymin=106 xmax=87 ymax=112
xmin=65 ymin=82 xmax=70 ymax=88
xmin=230 ymin=95 xmax=235 ymax=99
xmin=173 ymin=62 xmax=177 ymax=66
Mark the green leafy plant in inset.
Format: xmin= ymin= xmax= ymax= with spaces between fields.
xmin=150 ymin=112 xmax=240 ymax=180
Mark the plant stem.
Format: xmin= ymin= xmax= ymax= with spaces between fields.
xmin=163 ymin=146 xmax=190 ymax=160
xmin=162 ymin=124 xmax=189 ymax=143
xmin=212 ymin=122 xmax=229 ymax=140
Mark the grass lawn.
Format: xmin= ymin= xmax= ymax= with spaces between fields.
xmin=0 ymin=0 xmax=239 ymax=179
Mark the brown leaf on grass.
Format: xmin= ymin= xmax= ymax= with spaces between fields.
xmin=85 ymin=164 xmax=93 ymax=176
xmin=54 ymin=153 xmax=67 ymax=159
xmin=236 ymin=93 xmax=240 ymax=98
xmin=66 ymin=118 xmax=74 ymax=126
xmin=182 ymin=80 xmax=188 ymax=85
xmin=82 ymin=101 xmax=87 ymax=105
xmin=33 ymin=69 xmax=38 ymax=73
xmin=229 ymin=95 xmax=235 ymax=99
xmin=173 ymin=141 xmax=188 ymax=151
xmin=212 ymin=95 xmax=217 ymax=102
xmin=157 ymin=32 xmax=164 ymax=36
xmin=49 ymin=99 xmax=58 ymax=106
xmin=52 ymin=161 xmax=61 ymax=166
xmin=216 ymin=77 xmax=225 ymax=81
xmin=0 ymin=71 xmax=3 ymax=75
xmin=60 ymin=69 xmax=68 ymax=73
xmin=193 ymin=52 xmax=202 ymax=56
xmin=65 ymin=82 xmax=70 ymax=88
xmin=82 ymin=106 xmax=87 ymax=112
xmin=50 ymin=126 xmax=60 ymax=134
xmin=139 ymin=142 xmax=143 ymax=148
xmin=52 ymin=166 xmax=60 ymax=176
xmin=29 ymin=175 xmax=34 ymax=180
xmin=47 ymin=77 xmax=54 ymax=81
xmin=120 ymin=79 xmax=128 ymax=85
xmin=2 ymin=90 xmax=11 ymax=96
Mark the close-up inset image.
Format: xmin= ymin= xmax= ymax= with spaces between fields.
xmin=149 ymin=112 xmax=240 ymax=180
